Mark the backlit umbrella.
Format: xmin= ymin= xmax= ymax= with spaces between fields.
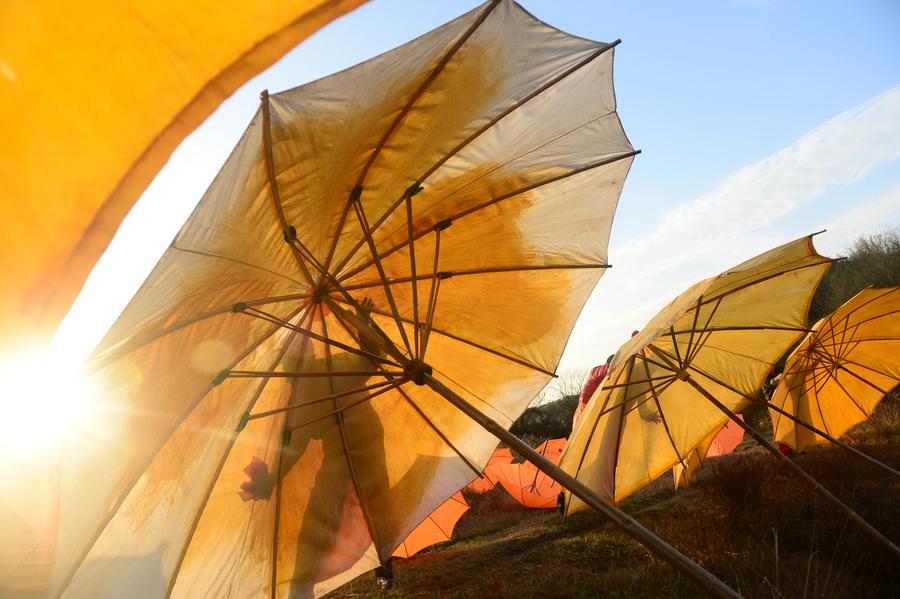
xmin=771 ymin=286 xmax=900 ymax=452
xmin=466 ymin=447 xmax=513 ymax=494
xmin=559 ymin=235 xmax=899 ymax=558
xmin=48 ymin=2 xmax=738 ymax=597
xmin=0 ymin=0 xmax=364 ymax=352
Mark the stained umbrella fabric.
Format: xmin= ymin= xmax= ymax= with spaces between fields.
xmin=672 ymin=415 xmax=743 ymax=489
xmin=560 ymin=236 xmax=830 ymax=510
xmin=50 ymin=1 xmax=635 ymax=597
xmin=392 ymin=492 xmax=469 ymax=559
xmin=0 ymin=0 xmax=365 ymax=352
xmin=493 ymin=438 xmax=566 ymax=508
xmin=770 ymin=286 xmax=900 ymax=452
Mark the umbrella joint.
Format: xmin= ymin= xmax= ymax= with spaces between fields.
xmin=404 ymin=359 xmax=433 ymax=386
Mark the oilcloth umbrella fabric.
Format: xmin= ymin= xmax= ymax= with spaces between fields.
xmin=0 ymin=0 xmax=364 ymax=352
xmin=392 ymin=492 xmax=469 ymax=559
xmin=493 ymin=438 xmax=566 ymax=508
xmin=49 ymin=1 xmax=666 ymax=597
xmin=771 ymin=287 xmax=900 ymax=452
xmin=672 ymin=416 xmax=743 ymax=490
xmin=560 ymin=236 xmax=832 ymax=507
xmin=559 ymin=236 xmax=900 ymax=559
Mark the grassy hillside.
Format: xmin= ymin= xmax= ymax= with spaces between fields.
xmin=332 ymin=402 xmax=900 ymax=598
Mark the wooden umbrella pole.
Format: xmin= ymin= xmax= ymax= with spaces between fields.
xmin=683 ymin=375 xmax=900 ymax=561
xmin=422 ymin=373 xmax=741 ymax=599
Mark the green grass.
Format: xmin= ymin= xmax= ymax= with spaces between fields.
xmin=331 ymin=410 xmax=900 ymax=598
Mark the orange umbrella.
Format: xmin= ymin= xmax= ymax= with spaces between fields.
xmin=672 ymin=416 xmax=743 ymax=489
xmin=392 ymin=492 xmax=469 ymax=559
xmin=466 ymin=447 xmax=513 ymax=493
xmin=493 ymin=439 xmax=566 ymax=508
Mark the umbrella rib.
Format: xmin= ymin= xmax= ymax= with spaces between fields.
xmin=318 ymin=303 xmax=387 ymax=566
xmin=247 ymin=379 xmax=399 ymax=421
xmin=420 ymin=228 xmax=443 ymax=358
xmin=260 ymin=91 xmax=317 ymax=286
xmin=241 ymin=306 xmax=401 ymax=367
xmin=837 ymin=362 xmax=899 ymax=399
xmin=330 ymin=40 xmax=621 ymax=279
xmin=170 ymin=244 xmax=308 ymax=287
xmin=285 ymin=381 xmax=405 ymax=433
xmin=394 ymin=385 xmax=484 ymax=479
xmin=332 ymin=297 xmax=556 ymax=377
xmin=828 ymin=287 xmax=900 ymax=328
xmin=350 ymin=189 xmax=414 ymax=356
xmin=229 ymin=370 xmax=404 ymax=379
xmin=164 ymin=311 xmax=309 ymax=598
xmin=52 ymin=300 xmax=309 ymax=598
xmin=639 ymin=353 xmax=687 ymax=468
xmin=828 ymin=368 xmax=873 ymax=419
xmin=601 ymin=374 xmax=677 ymax=390
xmin=406 ymin=195 xmax=421 ymax=358
xmin=682 ymin=296 xmax=703 ymax=369
xmin=87 ymin=291 xmax=311 ymax=371
xmin=340 ymin=263 xmax=612 ymax=292
xmin=336 ymin=150 xmax=639 ymax=284
xmin=321 ymin=0 xmax=501 ymax=275
xmin=686 ymin=296 xmax=723 ymax=367
xmin=668 ymin=326 xmax=684 ymax=370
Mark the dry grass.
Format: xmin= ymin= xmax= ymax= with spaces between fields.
xmin=331 ymin=402 xmax=900 ymax=598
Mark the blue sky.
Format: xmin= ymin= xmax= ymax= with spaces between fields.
xmin=56 ymin=0 xmax=900 ymax=396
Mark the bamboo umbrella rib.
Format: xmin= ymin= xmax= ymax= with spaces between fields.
xmin=429 ymin=365 xmax=518 ymax=424
xmin=808 ymin=368 xmax=834 ymax=437
xmin=318 ymin=303 xmax=387 ymax=565
xmin=321 ymin=0 xmax=501 ymax=275
xmin=685 ymin=296 xmax=723 ymax=366
xmin=668 ymin=327 xmax=684 ymax=369
xmin=247 ymin=380 xmax=399 ymax=421
xmin=671 ymin=324 xmax=814 ymax=337
xmin=241 ymin=306 xmax=400 ymax=367
xmin=406 ymin=196 xmax=420 ymax=358
xmin=171 ymin=244 xmax=309 ymax=287
xmin=329 ymin=39 xmax=622 ymax=279
xmin=53 ymin=301 xmax=308 ymax=598
xmin=229 ymin=370 xmax=404 ymax=379
xmin=688 ymin=341 xmax=790 ymax=369
xmin=830 ymin=287 xmax=900 ymax=329
xmin=420 ymin=228 xmax=443 ymax=358
xmin=842 ymin=307 xmax=900 ymax=331
xmin=683 ymin=297 xmax=703 ymax=370
xmin=838 ymin=362 xmax=899 ymax=399
xmin=164 ymin=311 xmax=309 ymax=598
xmin=350 ymin=189 xmax=414 ymax=356
xmin=638 ymin=353 xmax=687 ymax=468
xmin=87 ymin=293 xmax=312 ymax=371
xmin=331 ymin=297 xmax=557 ymax=378
xmin=285 ymin=382 xmax=405 ymax=433
xmin=602 ymin=374 xmax=677 ymax=390
xmin=828 ymin=368 xmax=873 ymax=419
xmin=336 ymin=150 xmax=639 ymax=284
xmin=261 ymin=91 xmax=317 ymax=287
xmin=340 ymin=263 xmax=611 ymax=293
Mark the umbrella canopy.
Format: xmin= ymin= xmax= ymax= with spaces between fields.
xmin=672 ymin=415 xmax=743 ymax=490
xmin=466 ymin=447 xmax=513 ymax=493
xmin=392 ymin=492 xmax=469 ymax=559
xmin=560 ymin=236 xmax=832 ymax=507
xmin=771 ymin=286 xmax=900 ymax=452
xmin=493 ymin=438 xmax=566 ymax=508
xmin=0 ymin=0 xmax=365 ymax=352
xmin=51 ymin=1 xmax=638 ymax=597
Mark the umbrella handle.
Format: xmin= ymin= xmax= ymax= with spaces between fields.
xmin=684 ymin=376 xmax=900 ymax=562
xmin=422 ymin=373 xmax=742 ymax=599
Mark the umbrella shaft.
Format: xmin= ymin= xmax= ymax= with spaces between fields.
xmin=422 ymin=373 xmax=741 ymax=599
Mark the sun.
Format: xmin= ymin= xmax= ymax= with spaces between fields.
xmin=0 ymin=348 xmax=98 ymax=456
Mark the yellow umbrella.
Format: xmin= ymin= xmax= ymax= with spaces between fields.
xmin=0 ymin=0 xmax=365 ymax=354
xmin=560 ymin=236 xmax=900 ymax=558
xmin=49 ymin=2 xmax=741 ymax=597
xmin=771 ymin=286 xmax=900 ymax=452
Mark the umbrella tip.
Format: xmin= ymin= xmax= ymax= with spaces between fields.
xmin=260 ymin=89 xmax=269 ymax=101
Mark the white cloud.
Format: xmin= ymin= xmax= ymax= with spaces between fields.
xmin=558 ymin=86 xmax=900 ymax=380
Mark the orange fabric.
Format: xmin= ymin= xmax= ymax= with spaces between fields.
xmin=0 ymin=0 xmax=365 ymax=354
xmin=392 ymin=492 xmax=469 ymax=559
xmin=466 ymin=447 xmax=514 ymax=493
xmin=492 ymin=439 xmax=566 ymax=509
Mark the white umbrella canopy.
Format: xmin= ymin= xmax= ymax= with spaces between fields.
xmin=50 ymin=2 xmax=643 ymax=597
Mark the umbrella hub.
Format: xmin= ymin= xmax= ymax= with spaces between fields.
xmin=404 ymin=359 xmax=433 ymax=386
